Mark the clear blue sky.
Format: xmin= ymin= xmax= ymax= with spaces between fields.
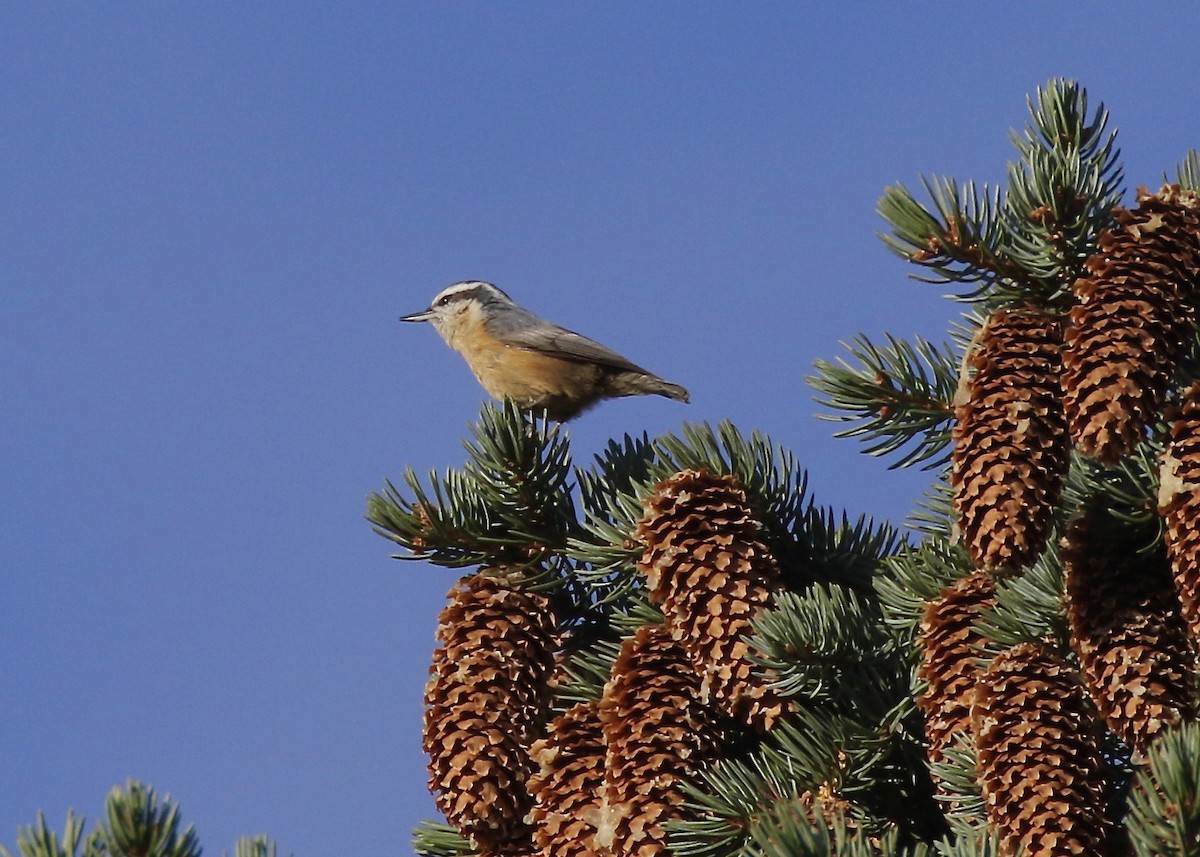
xmin=3 ymin=4 xmax=1197 ymax=855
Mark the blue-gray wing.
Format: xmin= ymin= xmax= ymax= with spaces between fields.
xmin=488 ymin=309 xmax=651 ymax=374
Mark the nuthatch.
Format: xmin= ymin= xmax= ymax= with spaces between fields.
xmin=401 ymin=281 xmax=690 ymax=421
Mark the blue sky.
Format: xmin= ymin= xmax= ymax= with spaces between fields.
xmin=3 ymin=4 xmax=1198 ymax=855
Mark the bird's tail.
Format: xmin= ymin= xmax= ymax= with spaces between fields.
xmin=612 ymin=372 xmax=689 ymax=403
xmin=654 ymin=379 xmax=690 ymax=403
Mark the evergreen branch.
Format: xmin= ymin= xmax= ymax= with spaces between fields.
xmin=568 ymin=434 xmax=659 ymax=602
xmin=947 ymin=310 xmax=987 ymax=354
xmin=367 ymin=401 xmax=582 ymax=573
xmin=931 ymin=830 xmax=1002 ymax=857
xmin=411 ymin=821 xmax=472 ymax=857
xmin=1015 ymin=78 xmax=1112 ymax=162
xmin=1174 ymin=149 xmax=1200 ymax=191
xmin=663 ymin=817 xmax=743 ymax=857
xmin=553 ymin=635 xmax=622 ymax=704
xmin=1001 ymin=78 xmax=1122 ymax=300
xmin=904 ymin=477 xmax=955 ymax=540
xmin=564 ymin=517 xmax=644 ymax=602
xmin=800 ymin=507 xmax=903 ymax=590
xmin=670 ymin=755 xmax=803 ymax=857
xmin=611 ymin=596 xmax=663 ymax=634
xmin=878 ymin=178 xmax=1017 ymax=298
xmin=763 ymin=713 xmax=854 ymax=796
xmin=741 ymin=802 xmax=928 ymax=857
xmin=809 ymin=333 xmax=958 ymax=470
xmin=366 ymin=468 xmax=496 ymax=567
xmin=99 ymin=780 xmax=199 ymax=857
xmin=671 ymin=618 xmax=913 ymax=841
xmin=744 ymin=580 xmax=931 ymax=816
xmin=1125 ymin=722 xmax=1200 ymax=855
xmin=926 ymin=736 xmax=986 ymax=839
xmin=227 ymin=837 xmax=290 ymax=857
xmin=576 ymin=433 xmax=656 ymax=520
xmin=1 ymin=797 xmax=290 ymax=857
xmin=742 ymin=804 xmax=839 ymax=857
xmin=751 ymin=586 xmax=901 ymax=715
xmin=1062 ymin=444 xmax=1164 ymax=538
xmin=878 ymin=81 xmax=1123 ymax=308
xmin=832 ymin=721 xmax=945 ymax=840
xmin=555 ymin=594 xmax=662 ymax=688
xmin=973 ymin=544 xmax=1068 ymax=654
xmin=673 ymin=712 xmax=873 ymax=855
xmin=460 ymin=401 xmax=578 ymax=551
xmin=574 ymin=423 xmax=885 ymax=604
xmin=671 ymin=698 xmax=938 ymax=853
xmin=874 ymin=537 xmax=973 ymax=651
xmin=767 ymin=710 xmax=919 ymax=825
xmin=2 ymin=812 xmax=103 ymax=857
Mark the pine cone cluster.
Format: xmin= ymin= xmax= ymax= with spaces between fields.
xmin=1063 ymin=515 xmax=1195 ymax=756
xmin=636 ymin=469 xmax=785 ymax=730
xmin=1162 ymin=382 xmax=1200 ymax=643
xmin=916 ymin=571 xmax=997 ymax=761
xmin=421 ymin=468 xmax=793 ymax=854
xmin=423 ymin=577 xmax=745 ymax=857
xmin=1063 ymin=184 xmax=1200 ymax=464
xmin=422 ymin=570 xmax=558 ymax=853
xmin=930 ymin=182 xmax=1200 ymax=849
xmin=971 ymin=643 xmax=1110 ymax=857
xmin=526 ymin=701 xmax=607 ymax=857
xmin=951 ymin=309 xmax=1069 ymax=572
xmin=597 ymin=624 xmax=725 ymax=857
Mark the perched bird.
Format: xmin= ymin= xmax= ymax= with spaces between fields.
xmin=401 ymin=280 xmax=689 ymax=421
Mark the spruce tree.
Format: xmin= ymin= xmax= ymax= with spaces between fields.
xmin=0 ymin=779 xmax=286 ymax=857
xmin=373 ymin=78 xmax=1200 ymax=857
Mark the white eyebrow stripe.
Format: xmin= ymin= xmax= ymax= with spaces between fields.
xmin=431 ymin=281 xmax=501 ymax=304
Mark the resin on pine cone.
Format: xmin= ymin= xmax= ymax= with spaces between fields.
xmin=951 ymin=309 xmax=1069 ymax=572
xmin=971 ymin=643 xmax=1109 ymax=857
xmin=423 ymin=570 xmax=558 ymax=852
xmin=1162 ymin=382 xmax=1200 ymax=647
xmin=917 ymin=571 xmax=997 ymax=762
xmin=1063 ymin=513 xmax=1195 ymax=756
xmin=596 ymin=624 xmax=725 ymax=857
xmin=635 ymin=469 xmax=785 ymax=730
xmin=1063 ymin=184 xmax=1200 ymax=464
xmin=526 ymin=701 xmax=607 ymax=857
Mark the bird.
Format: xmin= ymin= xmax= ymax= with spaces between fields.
xmin=401 ymin=280 xmax=689 ymax=421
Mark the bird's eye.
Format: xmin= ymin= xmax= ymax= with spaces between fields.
xmin=435 ymin=295 xmax=451 ymax=307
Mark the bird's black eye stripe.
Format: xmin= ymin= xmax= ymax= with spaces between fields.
xmin=434 ymin=285 xmax=489 ymax=308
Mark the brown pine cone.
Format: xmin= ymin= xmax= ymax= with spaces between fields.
xmin=952 ymin=309 xmax=1068 ymax=572
xmin=636 ymin=469 xmax=786 ymax=730
xmin=1063 ymin=184 xmax=1200 ymax=463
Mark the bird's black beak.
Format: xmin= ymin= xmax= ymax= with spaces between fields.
xmin=400 ymin=308 xmax=434 ymax=323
